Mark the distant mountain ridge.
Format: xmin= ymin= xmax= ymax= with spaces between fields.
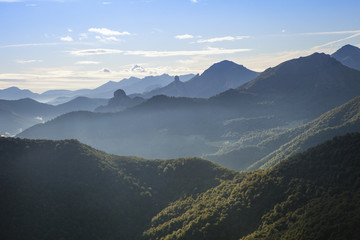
xmin=0 ymin=74 xmax=195 ymax=103
xmin=0 ymin=97 xmax=107 ymax=136
xmin=18 ymin=49 xmax=360 ymax=160
xmin=332 ymin=44 xmax=360 ymax=71
xmin=144 ymin=60 xmax=259 ymax=98
xmin=95 ymin=89 xmax=144 ymax=113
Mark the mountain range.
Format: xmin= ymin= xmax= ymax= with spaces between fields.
xmin=18 ymin=46 xmax=360 ymax=161
xmin=1 ymin=44 xmax=360 ymax=239
xmin=0 ymin=74 xmax=195 ymax=103
xmin=143 ymin=60 xmax=259 ymax=98
xmin=0 ymin=97 xmax=107 ymax=136
xmin=1 ymin=132 xmax=359 ymax=239
xmin=207 ymin=95 xmax=360 ymax=170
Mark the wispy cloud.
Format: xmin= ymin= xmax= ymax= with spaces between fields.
xmin=175 ymin=34 xmax=194 ymax=40
xmin=88 ymin=28 xmax=130 ymax=36
xmin=125 ymin=47 xmax=252 ymax=57
xmin=300 ymin=30 xmax=360 ymax=36
xmin=197 ymin=36 xmax=249 ymax=43
xmin=16 ymin=59 xmax=43 ymax=64
xmin=69 ymin=48 xmax=123 ymax=56
xmin=311 ymin=32 xmax=360 ymax=50
xmin=102 ymin=1 xmax=111 ymax=4
xmin=75 ymin=61 xmax=101 ymax=65
xmin=0 ymin=42 xmax=60 ymax=48
xmin=95 ymin=35 xmax=121 ymax=42
xmin=79 ymin=33 xmax=88 ymax=40
xmin=60 ymin=36 xmax=73 ymax=42
xmin=69 ymin=47 xmax=251 ymax=57
xmin=191 ymin=0 xmax=198 ymax=3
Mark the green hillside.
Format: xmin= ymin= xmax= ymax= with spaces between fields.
xmin=144 ymin=133 xmax=360 ymax=239
xmin=208 ymin=96 xmax=360 ymax=171
xmin=0 ymin=137 xmax=235 ymax=240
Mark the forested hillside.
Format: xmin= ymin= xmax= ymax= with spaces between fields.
xmin=0 ymin=137 xmax=235 ymax=240
xmin=144 ymin=133 xmax=360 ymax=239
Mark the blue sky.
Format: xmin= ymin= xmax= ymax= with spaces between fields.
xmin=1 ymin=0 xmax=360 ymax=92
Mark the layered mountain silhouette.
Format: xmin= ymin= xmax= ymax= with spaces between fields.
xmin=18 ymin=49 xmax=360 ymax=159
xmin=0 ymin=87 xmax=40 ymax=100
xmin=95 ymin=89 xmax=144 ymax=113
xmin=0 ymin=97 xmax=107 ymax=136
xmin=1 ymin=133 xmax=360 ymax=239
xmin=332 ymin=44 xmax=360 ymax=71
xmin=144 ymin=60 xmax=259 ymax=98
xmin=0 ymin=74 xmax=195 ymax=103
xmin=207 ymin=96 xmax=360 ymax=170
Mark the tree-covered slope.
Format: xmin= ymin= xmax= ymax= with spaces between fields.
xmin=143 ymin=133 xmax=360 ymax=239
xmin=0 ymin=137 xmax=235 ymax=240
xmin=207 ymin=96 xmax=360 ymax=171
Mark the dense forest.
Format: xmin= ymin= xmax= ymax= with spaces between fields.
xmin=1 ymin=133 xmax=359 ymax=239
xmin=144 ymin=133 xmax=360 ymax=239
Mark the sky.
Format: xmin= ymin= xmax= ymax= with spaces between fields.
xmin=0 ymin=0 xmax=360 ymax=93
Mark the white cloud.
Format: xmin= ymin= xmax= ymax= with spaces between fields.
xmin=102 ymin=1 xmax=111 ymax=4
xmin=191 ymin=0 xmax=198 ymax=3
xmin=301 ymin=30 xmax=360 ymax=36
xmin=68 ymin=28 xmax=73 ymax=32
xmin=197 ymin=36 xmax=249 ymax=43
xmin=100 ymin=68 xmax=111 ymax=73
xmin=95 ymin=35 xmax=121 ymax=42
xmin=131 ymin=65 xmax=146 ymax=72
xmin=75 ymin=61 xmax=101 ymax=65
xmin=175 ymin=34 xmax=194 ymax=40
xmin=69 ymin=48 xmax=123 ymax=56
xmin=0 ymin=42 xmax=61 ymax=48
xmin=79 ymin=33 xmax=88 ymax=40
xmin=69 ymin=47 xmax=251 ymax=57
xmin=60 ymin=36 xmax=73 ymax=42
xmin=16 ymin=59 xmax=43 ymax=64
xmin=26 ymin=3 xmax=36 ymax=6
xmin=125 ymin=47 xmax=252 ymax=57
xmin=88 ymin=28 xmax=130 ymax=36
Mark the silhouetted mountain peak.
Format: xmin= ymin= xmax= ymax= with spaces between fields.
xmin=204 ymin=60 xmax=247 ymax=75
xmin=239 ymin=51 xmax=360 ymax=108
xmin=334 ymin=44 xmax=360 ymax=54
xmin=95 ymin=89 xmax=143 ymax=113
xmin=332 ymin=44 xmax=360 ymax=71
xmin=113 ymin=89 xmax=128 ymax=99
xmin=174 ymin=76 xmax=180 ymax=82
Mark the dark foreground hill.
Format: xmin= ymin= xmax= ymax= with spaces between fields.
xmin=1 ymin=134 xmax=360 ymax=239
xmin=144 ymin=133 xmax=360 ymax=239
xmin=0 ymin=137 xmax=235 ymax=240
